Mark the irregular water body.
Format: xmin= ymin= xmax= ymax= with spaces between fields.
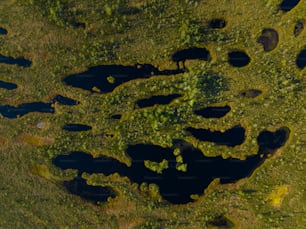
xmin=63 ymin=176 xmax=116 ymax=204
xmin=0 ymin=80 xmax=17 ymax=90
xmin=110 ymin=114 xmax=122 ymax=120
xmin=63 ymin=64 xmax=183 ymax=94
xmin=172 ymin=47 xmax=211 ymax=69
xmin=186 ymin=126 xmax=245 ymax=147
xmin=0 ymin=54 xmax=32 ymax=67
xmin=208 ymin=19 xmax=227 ymax=29
xmin=296 ymin=49 xmax=306 ymax=69
xmin=228 ymin=51 xmax=250 ymax=67
xmin=194 ymin=105 xmax=231 ymax=118
xmin=62 ymin=124 xmax=92 ymax=132
xmin=0 ymin=96 xmax=81 ymax=119
xmin=0 ymin=102 xmax=54 ymax=118
xmin=0 ymin=27 xmax=8 ymax=35
xmin=52 ymin=95 xmax=79 ymax=106
xmin=53 ymin=127 xmax=289 ymax=204
xmin=294 ymin=20 xmax=304 ymax=37
xmin=279 ymin=0 xmax=300 ymax=12
xmin=240 ymin=89 xmax=262 ymax=98
xmin=208 ymin=215 xmax=235 ymax=228
xmin=257 ymin=28 xmax=279 ymax=52
xmin=70 ymin=22 xmax=86 ymax=29
xmin=136 ymin=94 xmax=182 ymax=108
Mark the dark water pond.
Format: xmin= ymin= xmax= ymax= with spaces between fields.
xmin=208 ymin=215 xmax=234 ymax=228
xmin=172 ymin=47 xmax=210 ymax=69
xmin=240 ymin=89 xmax=262 ymax=98
xmin=228 ymin=51 xmax=250 ymax=67
xmin=279 ymin=0 xmax=300 ymax=12
xmin=0 ymin=80 xmax=17 ymax=90
xmin=257 ymin=29 xmax=279 ymax=52
xmin=194 ymin=105 xmax=231 ymax=118
xmin=53 ymin=127 xmax=289 ymax=204
xmin=0 ymin=54 xmax=32 ymax=67
xmin=62 ymin=124 xmax=92 ymax=132
xmin=209 ymin=19 xmax=226 ymax=29
xmin=64 ymin=64 xmax=183 ymax=94
xmin=296 ymin=49 xmax=306 ymax=69
xmin=0 ymin=27 xmax=8 ymax=35
xmin=0 ymin=96 xmax=80 ymax=119
xmin=257 ymin=127 xmax=290 ymax=153
xmin=52 ymin=95 xmax=79 ymax=106
xmin=294 ymin=20 xmax=304 ymax=37
xmin=63 ymin=176 xmax=116 ymax=204
xmin=0 ymin=102 xmax=54 ymax=118
xmin=136 ymin=94 xmax=182 ymax=108
xmin=71 ymin=22 xmax=86 ymax=28
xmin=111 ymin=114 xmax=122 ymax=120
xmin=186 ymin=126 xmax=245 ymax=147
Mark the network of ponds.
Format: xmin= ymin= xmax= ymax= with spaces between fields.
xmin=0 ymin=5 xmax=302 ymax=205
xmin=53 ymin=127 xmax=290 ymax=204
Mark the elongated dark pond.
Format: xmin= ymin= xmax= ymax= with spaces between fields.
xmin=63 ymin=176 xmax=116 ymax=204
xmin=279 ymin=0 xmax=300 ymax=12
xmin=296 ymin=49 xmax=306 ymax=69
xmin=62 ymin=124 xmax=92 ymax=132
xmin=53 ymin=127 xmax=289 ymax=204
xmin=186 ymin=125 xmax=245 ymax=147
xmin=0 ymin=102 xmax=54 ymax=118
xmin=171 ymin=47 xmax=211 ymax=69
xmin=63 ymin=64 xmax=183 ymax=94
xmin=194 ymin=105 xmax=231 ymax=118
xmin=136 ymin=94 xmax=182 ymax=108
xmin=0 ymin=54 xmax=32 ymax=67
xmin=0 ymin=96 xmax=81 ymax=118
xmin=0 ymin=80 xmax=17 ymax=90
xmin=51 ymin=95 xmax=79 ymax=106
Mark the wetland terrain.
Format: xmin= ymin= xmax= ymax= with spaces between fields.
xmin=0 ymin=0 xmax=305 ymax=228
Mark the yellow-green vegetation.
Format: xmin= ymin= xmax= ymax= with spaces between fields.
xmin=265 ymin=185 xmax=290 ymax=208
xmin=144 ymin=159 xmax=168 ymax=174
xmin=0 ymin=0 xmax=305 ymax=228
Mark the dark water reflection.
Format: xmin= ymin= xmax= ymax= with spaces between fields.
xmin=294 ymin=20 xmax=304 ymax=37
xmin=228 ymin=51 xmax=250 ymax=67
xmin=172 ymin=47 xmax=211 ymax=69
xmin=209 ymin=19 xmax=226 ymax=29
xmin=194 ymin=105 xmax=231 ymax=118
xmin=63 ymin=64 xmax=183 ymax=94
xmin=279 ymin=0 xmax=300 ymax=12
xmin=0 ymin=54 xmax=32 ymax=67
xmin=0 ymin=95 xmax=81 ymax=119
xmin=240 ymin=89 xmax=262 ymax=98
xmin=257 ymin=28 xmax=279 ymax=52
xmin=186 ymin=126 xmax=245 ymax=147
xmin=0 ymin=27 xmax=8 ymax=35
xmin=0 ymin=80 xmax=17 ymax=90
xmin=0 ymin=102 xmax=54 ymax=118
xmin=63 ymin=176 xmax=116 ymax=204
xmin=296 ymin=49 xmax=306 ymax=69
xmin=136 ymin=94 xmax=182 ymax=108
xmin=53 ymin=127 xmax=289 ymax=204
xmin=110 ymin=114 xmax=122 ymax=120
xmin=62 ymin=124 xmax=92 ymax=132
xmin=52 ymin=95 xmax=79 ymax=106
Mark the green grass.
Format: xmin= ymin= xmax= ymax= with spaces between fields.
xmin=0 ymin=0 xmax=305 ymax=228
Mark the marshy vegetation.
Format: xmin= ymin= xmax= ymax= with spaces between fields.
xmin=1 ymin=0 xmax=305 ymax=228
xmin=53 ymin=127 xmax=289 ymax=204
